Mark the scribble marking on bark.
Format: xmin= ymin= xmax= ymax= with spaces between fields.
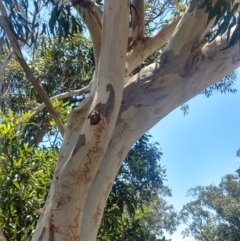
xmin=72 ymin=134 xmax=86 ymax=156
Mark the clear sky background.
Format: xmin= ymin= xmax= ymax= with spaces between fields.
xmin=149 ymin=70 xmax=240 ymax=241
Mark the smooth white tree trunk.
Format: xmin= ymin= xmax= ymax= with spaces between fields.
xmin=1 ymin=0 xmax=239 ymax=240
xmin=32 ymin=1 xmax=129 ymax=240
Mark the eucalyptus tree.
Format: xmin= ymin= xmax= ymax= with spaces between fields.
xmin=0 ymin=106 xmax=177 ymax=241
xmin=179 ymin=168 xmax=240 ymax=241
xmin=0 ymin=0 xmax=240 ymax=240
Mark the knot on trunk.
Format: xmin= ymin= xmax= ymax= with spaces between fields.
xmin=88 ymin=110 xmax=101 ymax=125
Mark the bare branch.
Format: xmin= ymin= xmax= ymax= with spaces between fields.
xmin=33 ymin=82 xmax=92 ymax=114
xmin=0 ymin=2 xmax=65 ymax=137
xmin=72 ymin=0 xmax=102 ymax=65
xmin=126 ymin=15 xmax=181 ymax=75
xmin=165 ymin=1 xmax=214 ymax=55
xmin=125 ymin=25 xmax=240 ymax=140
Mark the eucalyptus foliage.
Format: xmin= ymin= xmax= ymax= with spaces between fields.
xmin=180 ymin=168 xmax=240 ymax=241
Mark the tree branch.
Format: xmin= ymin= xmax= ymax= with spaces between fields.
xmin=33 ymin=82 xmax=92 ymax=114
xmin=72 ymin=0 xmax=102 ymax=65
xmin=165 ymin=0 xmax=213 ymax=56
xmin=126 ymin=15 xmax=181 ymax=75
xmin=0 ymin=1 xmax=65 ymax=137
xmin=126 ymin=25 xmax=240 ymax=138
xmin=80 ymin=25 xmax=240 ymax=238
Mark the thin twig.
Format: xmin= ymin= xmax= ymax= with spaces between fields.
xmin=33 ymin=82 xmax=92 ymax=114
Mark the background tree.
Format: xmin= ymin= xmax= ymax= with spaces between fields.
xmin=1 ymin=33 xmax=94 ymax=146
xmin=0 ymin=111 xmax=58 ymax=241
xmin=1 ymin=0 xmax=240 ymax=240
xmin=98 ymin=134 xmax=178 ymax=241
xmin=179 ymin=168 xmax=240 ymax=241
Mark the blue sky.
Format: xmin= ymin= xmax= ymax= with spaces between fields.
xmin=149 ymin=71 xmax=240 ymax=240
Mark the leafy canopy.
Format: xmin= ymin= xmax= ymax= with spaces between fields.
xmin=1 ymin=0 xmax=240 ymax=51
xmin=180 ymin=168 xmax=240 ymax=241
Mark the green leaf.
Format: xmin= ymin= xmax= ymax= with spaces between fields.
xmin=13 ymin=180 xmax=20 ymax=189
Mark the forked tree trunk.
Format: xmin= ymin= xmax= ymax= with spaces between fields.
xmin=4 ymin=0 xmax=238 ymax=240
